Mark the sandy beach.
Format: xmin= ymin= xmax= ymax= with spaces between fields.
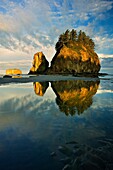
xmin=0 ymin=74 xmax=102 ymax=85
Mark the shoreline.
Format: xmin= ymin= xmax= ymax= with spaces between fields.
xmin=0 ymin=73 xmax=111 ymax=85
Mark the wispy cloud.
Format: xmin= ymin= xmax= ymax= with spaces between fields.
xmin=98 ymin=53 xmax=113 ymax=59
xmin=0 ymin=0 xmax=113 ymax=61
xmin=94 ymin=35 xmax=113 ymax=54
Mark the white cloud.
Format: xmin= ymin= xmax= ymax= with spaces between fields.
xmin=0 ymin=0 xmax=113 ymax=61
xmin=0 ymin=47 xmax=31 ymax=60
xmin=0 ymin=43 xmax=55 ymax=63
xmin=97 ymin=89 xmax=113 ymax=94
xmin=94 ymin=35 xmax=113 ymax=53
xmin=0 ymin=0 xmax=51 ymax=33
xmin=98 ymin=53 xmax=113 ymax=59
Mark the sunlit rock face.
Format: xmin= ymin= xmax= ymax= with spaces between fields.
xmin=33 ymin=82 xmax=49 ymax=96
xmin=50 ymin=45 xmax=100 ymax=74
xmin=29 ymin=52 xmax=49 ymax=74
xmin=6 ymin=69 xmax=22 ymax=75
xmin=51 ymin=80 xmax=100 ymax=116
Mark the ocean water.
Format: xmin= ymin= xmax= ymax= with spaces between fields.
xmin=0 ymin=67 xmax=113 ymax=170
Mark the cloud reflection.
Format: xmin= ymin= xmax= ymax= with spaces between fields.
xmin=0 ymin=78 xmax=112 ymax=149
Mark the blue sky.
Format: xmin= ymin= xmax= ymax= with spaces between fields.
xmin=0 ymin=0 xmax=113 ymax=63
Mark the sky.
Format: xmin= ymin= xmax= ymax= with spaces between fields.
xmin=0 ymin=0 xmax=113 ymax=65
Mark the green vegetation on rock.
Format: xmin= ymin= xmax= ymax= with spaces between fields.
xmin=50 ymin=29 xmax=101 ymax=74
xmin=55 ymin=29 xmax=95 ymax=51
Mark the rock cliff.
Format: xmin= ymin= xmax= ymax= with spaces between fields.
xmin=50 ymin=44 xmax=100 ymax=74
xmin=49 ymin=29 xmax=101 ymax=74
xmin=29 ymin=52 xmax=49 ymax=74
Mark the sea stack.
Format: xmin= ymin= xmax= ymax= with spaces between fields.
xmin=6 ymin=69 xmax=22 ymax=75
xmin=29 ymin=52 xmax=49 ymax=74
xmin=49 ymin=29 xmax=101 ymax=74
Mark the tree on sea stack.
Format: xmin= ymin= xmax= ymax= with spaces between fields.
xmin=29 ymin=52 xmax=49 ymax=74
xmin=50 ymin=29 xmax=101 ymax=74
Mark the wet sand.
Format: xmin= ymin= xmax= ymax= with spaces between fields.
xmin=0 ymin=74 xmax=101 ymax=85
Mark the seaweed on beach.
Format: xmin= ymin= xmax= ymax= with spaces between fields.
xmin=57 ymin=138 xmax=113 ymax=170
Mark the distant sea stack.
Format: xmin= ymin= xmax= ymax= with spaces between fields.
xmin=29 ymin=52 xmax=49 ymax=74
xmin=49 ymin=29 xmax=101 ymax=74
xmin=6 ymin=69 xmax=22 ymax=75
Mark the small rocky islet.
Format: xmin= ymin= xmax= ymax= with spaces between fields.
xmin=29 ymin=29 xmax=101 ymax=76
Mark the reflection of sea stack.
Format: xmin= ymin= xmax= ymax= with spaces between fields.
xmin=51 ymin=80 xmax=100 ymax=116
xmin=33 ymin=82 xmax=49 ymax=96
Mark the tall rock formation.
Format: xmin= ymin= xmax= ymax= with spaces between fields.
xmin=50 ymin=45 xmax=100 ymax=74
xmin=29 ymin=52 xmax=49 ymax=74
xmin=49 ymin=29 xmax=101 ymax=74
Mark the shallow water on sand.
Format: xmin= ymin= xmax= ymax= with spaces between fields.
xmin=0 ymin=68 xmax=113 ymax=170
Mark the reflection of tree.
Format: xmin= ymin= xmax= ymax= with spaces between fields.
xmin=51 ymin=80 xmax=100 ymax=116
xmin=33 ymin=82 xmax=49 ymax=96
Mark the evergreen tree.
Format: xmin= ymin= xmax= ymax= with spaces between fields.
xmin=55 ymin=29 xmax=95 ymax=51
xmin=82 ymin=32 xmax=88 ymax=46
xmin=89 ymin=39 xmax=95 ymax=50
xmin=77 ymin=30 xmax=83 ymax=42
xmin=55 ymin=34 xmax=64 ymax=51
xmin=63 ymin=29 xmax=70 ymax=42
xmin=70 ymin=29 xmax=77 ymax=41
xmin=84 ymin=35 xmax=90 ymax=46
